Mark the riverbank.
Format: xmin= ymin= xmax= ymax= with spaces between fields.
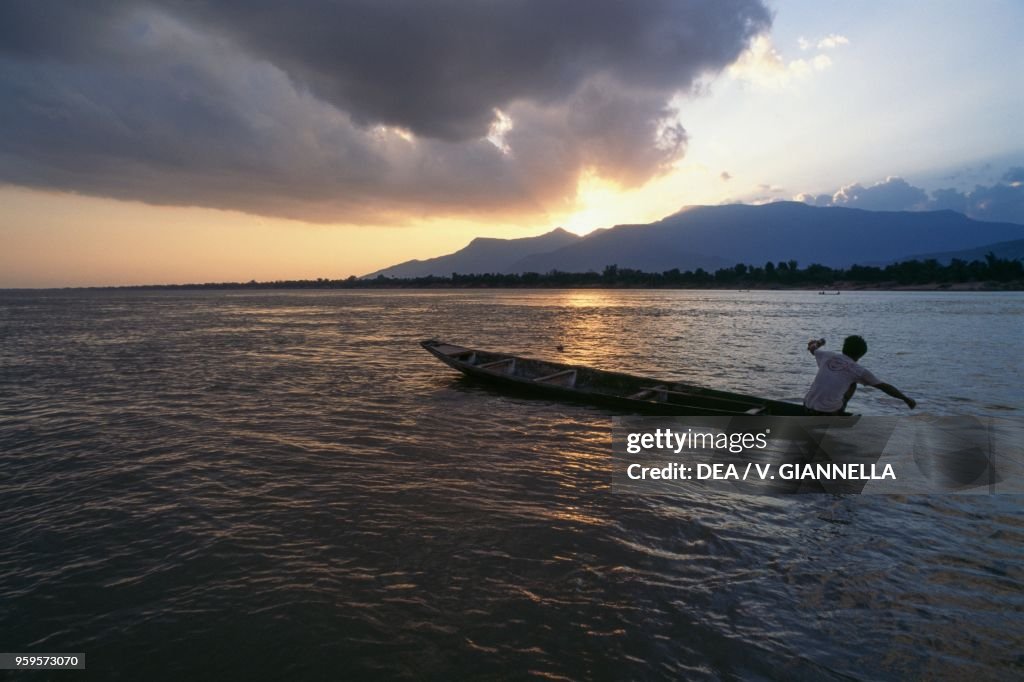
xmin=14 ymin=253 xmax=1019 ymax=291
xmin=14 ymin=279 xmax=1021 ymax=292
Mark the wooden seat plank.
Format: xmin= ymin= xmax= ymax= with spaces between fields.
xmin=533 ymin=369 xmax=576 ymax=387
xmin=478 ymin=358 xmax=516 ymax=372
xmin=627 ymin=385 xmax=667 ymax=400
xmin=534 ymin=369 xmax=576 ymax=382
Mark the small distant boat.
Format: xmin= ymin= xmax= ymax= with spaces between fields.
xmin=422 ymin=340 xmax=810 ymax=416
xmin=818 ymin=291 xmax=841 ymax=295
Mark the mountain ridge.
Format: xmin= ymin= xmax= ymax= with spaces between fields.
xmin=366 ymin=203 xmax=1024 ymax=277
xmin=364 ymin=227 xmax=580 ymax=278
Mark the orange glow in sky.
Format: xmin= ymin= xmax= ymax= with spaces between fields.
xmin=1 ymin=2 xmax=1021 ymax=287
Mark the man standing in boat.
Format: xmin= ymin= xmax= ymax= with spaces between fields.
xmin=803 ymin=336 xmax=916 ymax=415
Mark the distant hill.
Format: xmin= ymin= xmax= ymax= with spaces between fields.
xmin=512 ymin=203 xmax=1024 ymax=273
xmin=505 ymin=223 xmax=733 ymax=274
xmin=368 ymin=203 xmax=1024 ymax=277
xmin=364 ymin=227 xmax=580 ymax=278
xmin=903 ymin=238 xmax=1024 ymax=264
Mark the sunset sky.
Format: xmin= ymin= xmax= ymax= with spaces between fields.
xmin=2 ymin=1 xmax=1022 ymax=287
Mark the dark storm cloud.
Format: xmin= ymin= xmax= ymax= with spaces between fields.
xmin=163 ymin=0 xmax=769 ymax=141
xmin=0 ymin=0 xmax=771 ymax=223
xmin=0 ymin=2 xmax=123 ymax=59
xmin=797 ymin=173 xmax=1024 ymax=224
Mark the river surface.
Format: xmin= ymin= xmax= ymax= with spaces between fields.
xmin=1 ymin=289 xmax=1021 ymax=680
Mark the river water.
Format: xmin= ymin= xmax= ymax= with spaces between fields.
xmin=1 ymin=289 xmax=1021 ymax=680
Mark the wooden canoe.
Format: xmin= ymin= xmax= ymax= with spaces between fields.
xmin=421 ymin=339 xmax=810 ymax=416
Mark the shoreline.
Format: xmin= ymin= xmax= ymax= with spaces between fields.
xmin=3 ymin=281 xmax=1021 ymax=292
xmin=6 ymin=254 xmax=1021 ymax=291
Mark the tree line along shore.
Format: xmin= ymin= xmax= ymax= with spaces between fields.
xmin=93 ymin=253 xmax=1023 ymax=290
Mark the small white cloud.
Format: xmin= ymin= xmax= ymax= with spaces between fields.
xmin=728 ymin=34 xmax=839 ymax=89
xmin=811 ymin=54 xmax=833 ymax=70
xmin=817 ymin=34 xmax=850 ymax=49
xmin=797 ymin=36 xmax=811 ymax=51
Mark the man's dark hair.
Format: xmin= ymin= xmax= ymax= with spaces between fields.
xmin=842 ymin=335 xmax=868 ymax=359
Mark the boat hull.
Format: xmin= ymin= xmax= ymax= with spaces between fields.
xmin=421 ymin=339 xmax=810 ymax=416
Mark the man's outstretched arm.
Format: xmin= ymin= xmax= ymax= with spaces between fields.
xmin=872 ymin=382 xmax=916 ymax=409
